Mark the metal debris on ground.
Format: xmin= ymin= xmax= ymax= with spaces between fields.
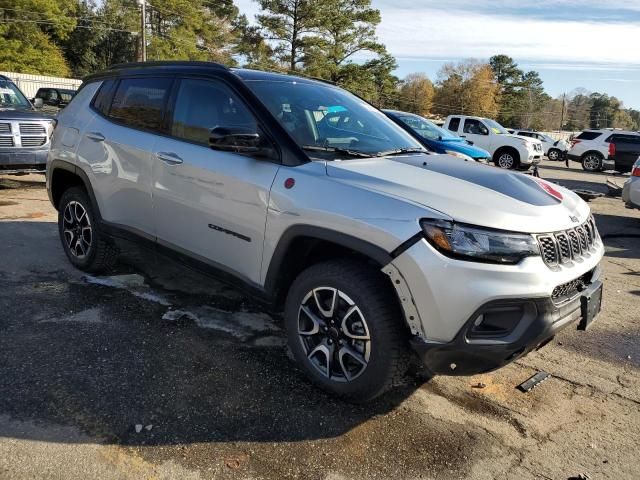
xmin=517 ymin=371 xmax=551 ymax=392
xmin=572 ymin=189 xmax=605 ymax=201
xmin=471 ymin=382 xmax=486 ymax=389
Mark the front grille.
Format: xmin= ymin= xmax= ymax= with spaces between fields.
xmin=537 ymin=217 xmax=600 ymax=268
xmin=534 ymin=144 xmax=542 ymax=152
xmin=20 ymin=136 xmax=47 ymax=147
xmin=19 ymin=123 xmax=46 ymax=135
xmin=551 ymin=271 xmax=592 ymax=304
xmin=0 ymin=123 xmax=10 ymax=133
xmin=0 ymin=137 xmax=14 ymax=147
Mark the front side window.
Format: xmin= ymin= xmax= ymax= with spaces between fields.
xmin=245 ymin=80 xmax=424 ymax=158
xmin=171 ymin=78 xmax=257 ymax=146
xmin=0 ymin=79 xmax=31 ymax=110
xmin=108 ymin=77 xmax=172 ymax=132
xmin=463 ymin=119 xmax=488 ymax=135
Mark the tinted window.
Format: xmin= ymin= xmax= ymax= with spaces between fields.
xmin=92 ymin=80 xmax=116 ymax=116
xmin=606 ymin=134 xmax=640 ymax=143
xmin=463 ymin=119 xmax=488 ymax=135
xmin=576 ymin=131 xmax=602 ymax=141
xmin=448 ymin=117 xmax=460 ymax=132
xmin=171 ymin=79 xmax=257 ymax=146
xmin=108 ymin=77 xmax=172 ymax=131
xmin=518 ymin=131 xmax=532 ymax=137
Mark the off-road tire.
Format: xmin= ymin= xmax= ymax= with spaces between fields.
xmin=58 ymin=187 xmax=118 ymax=273
xmin=284 ymin=259 xmax=411 ymax=403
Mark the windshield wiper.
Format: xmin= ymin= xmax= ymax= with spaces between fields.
xmin=302 ymin=145 xmax=373 ymax=158
xmin=375 ymin=147 xmax=427 ymax=157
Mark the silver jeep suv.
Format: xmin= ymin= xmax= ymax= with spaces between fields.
xmin=47 ymin=62 xmax=604 ymax=402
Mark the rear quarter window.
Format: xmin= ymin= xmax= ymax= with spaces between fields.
xmin=92 ymin=80 xmax=116 ymax=115
xmin=576 ymin=131 xmax=602 ymax=141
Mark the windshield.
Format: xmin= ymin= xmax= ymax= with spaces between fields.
xmin=484 ymin=118 xmax=509 ymax=135
xmin=394 ymin=112 xmax=458 ymax=141
xmin=0 ymin=80 xmax=31 ymax=109
xmin=245 ymin=80 xmax=425 ymax=157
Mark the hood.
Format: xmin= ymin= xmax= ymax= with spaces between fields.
xmin=326 ymin=154 xmax=590 ymax=233
xmin=509 ymin=134 xmax=541 ymax=145
xmin=0 ymin=108 xmax=55 ymax=121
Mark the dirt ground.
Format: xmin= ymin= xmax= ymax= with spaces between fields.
xmin=0 ymin=160 xmax=639 ymax=480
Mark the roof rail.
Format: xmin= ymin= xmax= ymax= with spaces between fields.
xmin=107 ymin=61 xmax=229 ymax=71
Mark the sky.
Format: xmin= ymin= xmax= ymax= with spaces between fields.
xmin=233 ymin=0 xmax=640 ymax=109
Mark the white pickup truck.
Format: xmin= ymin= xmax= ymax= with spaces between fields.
xmin=443 ymin=115 xmax=543 ymax=170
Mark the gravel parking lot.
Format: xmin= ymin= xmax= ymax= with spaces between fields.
xmin=1 ymin=160 xmax=639 ymax=480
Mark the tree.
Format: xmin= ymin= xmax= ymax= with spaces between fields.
xmin=338 ymin=53 xmax=398 ymax=107
xmin=433 ymin=60 xmax=499 ymax=117
xmin=303 ymin=0 xmax=384 ymax=82
xmin=233 ymin=14 xmax=279 ymax=70
xmin=0 ymin=0 xmax=77 ymax=76
xmin=256 ymin=0 xmax=320 ymax=71
xmin=397 ymin=73 xmax=433 ymax=116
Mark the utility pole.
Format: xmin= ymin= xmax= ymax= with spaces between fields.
xmin=559 ymin=93 xmax=565 ymax=131
xmin=137 ymin=0 xmax=146 ymax=62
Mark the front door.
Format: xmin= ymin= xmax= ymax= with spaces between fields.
xmin=152 ymin=77 xmax=280 ymax=285
xmin=461 ymin=118 xmax=491 ymax=151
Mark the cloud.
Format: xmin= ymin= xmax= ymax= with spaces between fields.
xmin=377 ymin=7 xmax=640 ymax=65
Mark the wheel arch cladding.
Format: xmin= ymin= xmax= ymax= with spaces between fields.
xmin=264 ymin=225 xmax=394 ymax=308
xmin=49 ymin=160 xmax=101 ymax=219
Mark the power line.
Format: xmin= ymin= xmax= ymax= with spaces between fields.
xmin=0 ymin=18 xmax=137 ymax=33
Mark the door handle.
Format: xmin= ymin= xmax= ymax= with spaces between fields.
xmin=86 ymin=132 xmax=105 ymax=142
xmin=156 ymin=151 xmax=183 ymax=165
xmin=459 ymin=135 xmax=466 ymax=138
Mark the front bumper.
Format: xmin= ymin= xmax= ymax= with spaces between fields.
xmin=391 ymin=234 xmax=604 ymax=375
xmin=622 ymin=178 xmax=640 ymax=209
xmin=0 ymin=149 xmax=48 ymax=173
xmin=410 ymin=274 xmax=602 ymax=375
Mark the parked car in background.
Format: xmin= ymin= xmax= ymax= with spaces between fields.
xmin=0 ymin=74 xmax=54 ymax=175
xmin=513 ymin=130 xmax=569 ymax=161
xmin=622 ymin=158 xmax=640 ymax=210
xmin=32 ymin=87 xmax=76 ymax=109
xmin=443 ymin=115 xmax=543 ymax=170
xmin=47 ymin=61 xmax=604 ymax=402
xmin=607 ymin=135 xmax=640 ymax=174
xmin=567 ymin=129 xmax=640 ymax=172
xmin=383 ymin=110 xmax=491 ymax=162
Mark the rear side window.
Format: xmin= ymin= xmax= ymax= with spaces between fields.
xmin=108 ymin=77 xmax=172 ymax=132
xmin=576 ymin=131 xmax=602 ymax=141
xmin=171 ymin=78 xmax=257 ymax=146
xmin=606 ymin=134 xmax=640 ymax=143
xmin=448 ymin=117 xmax=460 ymax=132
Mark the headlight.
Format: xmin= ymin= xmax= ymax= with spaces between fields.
xmin=444 ymin=150 xmax=474 ymax=162
xmin=420 ymin=219 xmax=539 ymax=264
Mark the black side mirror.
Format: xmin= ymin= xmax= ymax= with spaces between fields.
xmin=209 ymin=126 xmax=276 ymax=159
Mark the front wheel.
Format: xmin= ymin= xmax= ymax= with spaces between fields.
xmin=284 ymin=260 xmax=410 ymax=402
xmin=547 ymin=148 xmax=561 ymax=161
xmin=495 ymin=149 xmax=520 ymax=169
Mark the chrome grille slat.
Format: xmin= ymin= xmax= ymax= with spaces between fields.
xmin=19 ymin=123 xmax=46 ymax=135
xmin=0 ymin=137 xmax=14 ymax=147
xmin=20 ymin=136 xmax=47 ymax=147
xmin=537 ymin=218 xmax=599 ymax=268
xmin=0 ymin=123 xmax=10 ymax=133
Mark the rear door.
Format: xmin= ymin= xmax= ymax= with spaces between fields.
xmin=76 ymin=76 xmax=173 ymax=237
xmin=151 ymin=76 xmax=280 ymax=285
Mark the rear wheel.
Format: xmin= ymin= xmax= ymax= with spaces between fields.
xmin=284 ymin=260 xmax=410 ymax=402
xmin=581 ymin=152 xmax=603 ymax=172
xmin=58 ymin=187 xmax=118 ymax=272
